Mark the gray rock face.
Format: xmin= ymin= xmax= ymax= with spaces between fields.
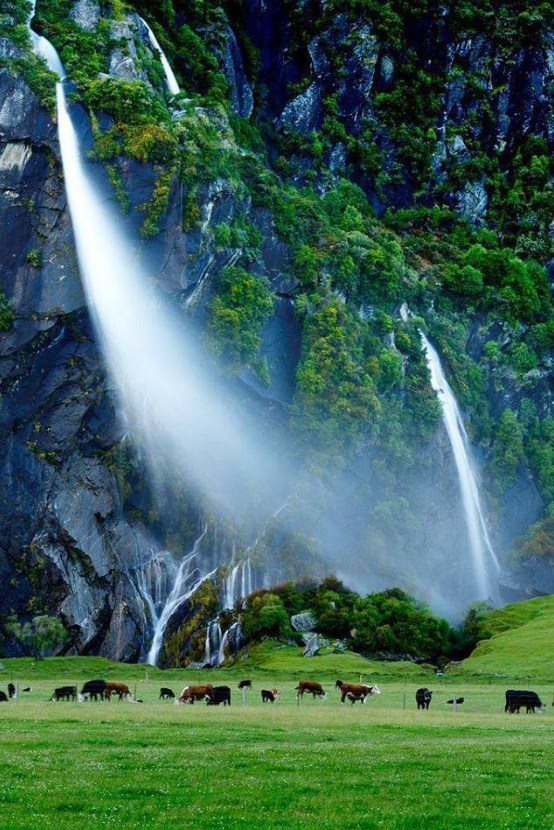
xmin=213 ymin=26 xmax=254 ymax=118
xmin=69 ymin=0 xmax=100 ymax=32
xmin=108 ymin=17 xmax=151 ymax=85
xmin=278 ymin=83 xmax=323 ymax=135
xmin=456 ymin=179 xmax=488 ymax=225
xmin=291 ymin=611 xmax=316 ymax=632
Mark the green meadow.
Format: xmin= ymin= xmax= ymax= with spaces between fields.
xmin=0 ymin=640 xmax=552 ymax=830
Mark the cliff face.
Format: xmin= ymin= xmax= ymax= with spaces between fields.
xmin=0 ymin=0 xmax=551 ymax=660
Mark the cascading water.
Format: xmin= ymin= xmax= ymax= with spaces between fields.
xmin=204 ymin=619 xmax=223 ymax=667
xmin=398 ymin=301 xmax=502 ymax=600
xmin=133 ymin=527 xmax=214 ymax=666
xmin=217 ymin=621 xmax=243 ymax=665
xmin=223 ymin=559 xmax=253 ymax=609
xmin=139 ymin=16 xmax=180 ymax=96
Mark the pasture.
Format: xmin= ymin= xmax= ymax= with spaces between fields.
xmin=0 ymin=657 xmax=552 ymax=830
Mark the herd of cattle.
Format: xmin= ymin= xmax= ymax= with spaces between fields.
xmin=0 ymin=680 xmax=547 ymax=713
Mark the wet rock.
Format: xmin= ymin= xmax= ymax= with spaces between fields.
xmin=213 ymin=26 xmax=253 ymax=118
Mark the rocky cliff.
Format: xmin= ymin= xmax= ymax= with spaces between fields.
xmin=0 ymin=0 xmax=551 ymax=662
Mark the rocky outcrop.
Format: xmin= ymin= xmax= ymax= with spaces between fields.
xmin=69 ymin=0 xmax=100 ymax=33
xmin=213 ymin=26 xmax=253 ymax=118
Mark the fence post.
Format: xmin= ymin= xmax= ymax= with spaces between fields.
xmin=133 ymin=683 xmax=137 ymax=702
xmin=403 ymin=693 xmax=406 ymax=711
xmin=15 ymin=681 xmax=19 ymax=702
xmin=453 ymin=694 xmax=457 ymax=714
xmin=242 ymin=688 xmax=246 ymax=707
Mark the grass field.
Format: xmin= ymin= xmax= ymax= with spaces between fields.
xmin=0 ymin=652 xmax=552 ymax=830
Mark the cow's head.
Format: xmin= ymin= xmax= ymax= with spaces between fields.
xmin=372 ymin=685 xmax=381 ymax=695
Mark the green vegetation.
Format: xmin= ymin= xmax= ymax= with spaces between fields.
xmin=209 ymin=265 xmax=274 ymax=370
xmin=5 ymin=615 xmax=66 ymax=660
xmin=456 ymin=596 xmax=554 ymax=681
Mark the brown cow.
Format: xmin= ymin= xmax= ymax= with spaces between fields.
xmin=179 ymin=684 xmax=214 ymax=704
xmin=104 ymin=682 xmax=131 ymax=701
xmin=335 ymin=680 xmax=380 ymax=704
xmin=296 ymin=680 xmax=326 ymax=700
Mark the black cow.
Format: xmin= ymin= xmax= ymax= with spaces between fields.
xmin=447 ymin=697 xmax=465 ymax=705
xmin=0 ymin=691 xmax=8 ymax=702
xmin=416 ymin=688 xmax=432 ymax=710
xmin=238 ymin=680 xmax=252 ymax=690
xmin=159 ymin=687 xmax=175 ymax=700
xmin=261 ymin=689 xmax=276 ymax=703
xmin=206 ymin=685 xmax=231 ymax=706
xmin=505 ymin=690 xmax=544 ymax=714
xmin=8 ymin=683 xmax=15 ymax=699
xmin=81 ymin=680 xmax=107 ymax=701
xmin=22 ymin=687 xmax=31 ymax=692
xmin=51 ymin=685 xmax=77 ymax=701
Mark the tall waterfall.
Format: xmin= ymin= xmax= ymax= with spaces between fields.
xmin=29 ymin=9 xmax=285 ymax=662
xmin=139 ymin=16 xmax=180 ymax=96
xmin=419 ymin=331 xmax=500 ymax=599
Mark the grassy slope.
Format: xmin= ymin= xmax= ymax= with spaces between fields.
xmin=456 ymin=596 xmax=554 ymax=681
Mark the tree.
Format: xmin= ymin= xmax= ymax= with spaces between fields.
xmin=7 ymin=615 xmax=66 ymax=660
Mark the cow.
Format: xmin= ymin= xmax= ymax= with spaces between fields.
xmin=238 ymin=679 xmax=252 ymax=690
xmin=206 ymin=686 xmax=231 ymax=706
xmin=51 ymin=685 xmax=77 ymax=702
xmin=80 ymin=680 xmax=107 ymax=701
xmin=0 ymin=691 xmax=8 ymax=702
xmin=104 ymin=682 xmax=131 ymax=701
xmin=447 ymin=697 xmax=465 ymax=705
xmin=8 ymin=683 xmax=15 ymax=699
xmin=335 ymin=680 xmax=381 ymax=704
xmin=296 ymin=680 xmax=326 ymax=700
xmin=159 ymin=687 xmax=175 ymax=700
xmin=505 ymin=690 xmax=544 ymax=714
xmin=261 ymin=689 xmax=281 ymax=703
xmin=179 ymin=684 xmax=214 ymax=704
xmin=416 ymin=688 xmax=432 ymax=710
xmin=22 ymin=687 xmax=31 ymax=692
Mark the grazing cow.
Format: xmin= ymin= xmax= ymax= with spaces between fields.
xmin=22 ymin=687 xmax=31 ymax=692
xmin=415 ymin=688 xmax=432 ymax=710
xmin=51 ymin=685 xmax=77 ymax=702
xmin=447 ymin=697 xmax=465 ymax=705
xmin=159 ymin=687 xmax=175 ymax=700
xmin=104 ymin=682 xmax=131 ymax=701
xmin=296 ymin=680 xmax=326 ymax=700
xmin=179 ymin=684 xmax=214 ymax=704
xmin=505 ymin=690 xmax=544 ymax=714
xmin=81 ymin=680 xmax=107 ymax=701
xmin=335 ymin=680 xmax=381 ymax=704
xmin=261 ymin=689 xmax=281 ymax=703
xmin=0 ymin=691 xmax=8 ymax=702
xmin=206 ymin=686 xmax=231 ymax=706
xmin=238 ymin=679 xmax=252 ymax=690
xmin=8 ymin=683 xmax=15 ymax=699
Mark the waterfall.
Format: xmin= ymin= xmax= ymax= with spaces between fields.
xmin=132 ymin=527 xmax=214 ymax=666
xmin=139 ymin=16 xmax=180 ymax=96
xmin=204 ymin=619 xmax=222 ymax=667
xmin=217 ymin=621 xmax=243 ymax=665
xmin=222 ymin=559 xmax=254 ymax=609
xmin=419 ymin=331 xmax=500 ymax=598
